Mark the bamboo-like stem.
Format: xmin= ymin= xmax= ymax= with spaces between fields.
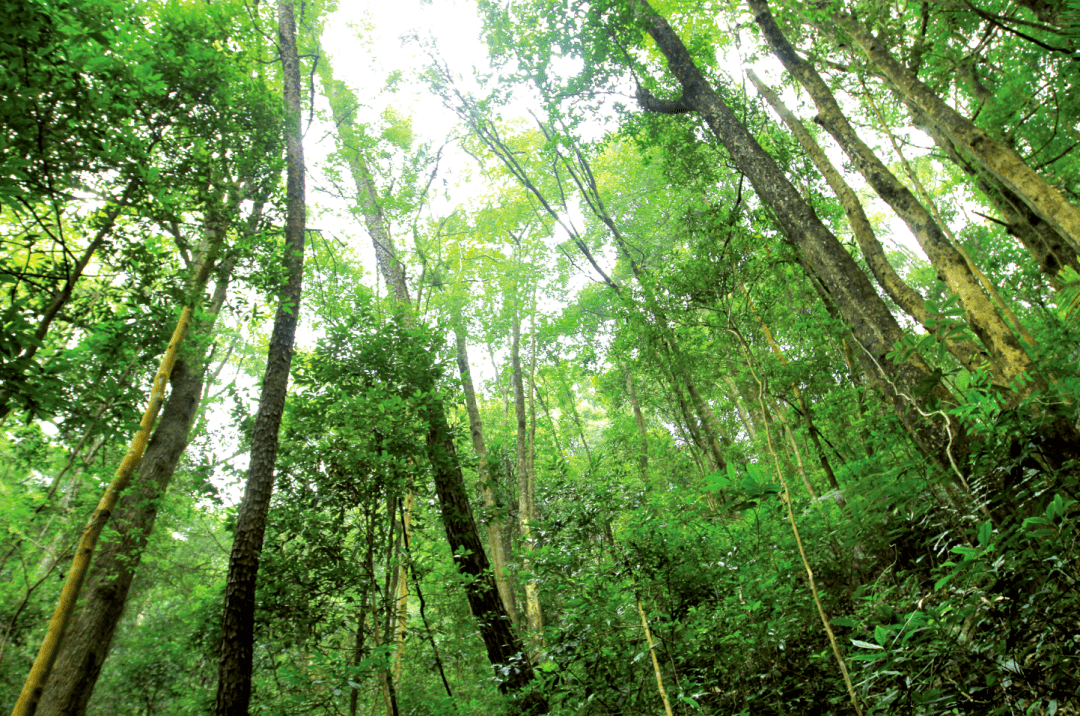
xmin=636 ymin=594 xmax=674 ymax=716
xmin=731 ymin=327 xmax=863 ymax=716
xmin=11 ymin=303 xmax=200 ymax=716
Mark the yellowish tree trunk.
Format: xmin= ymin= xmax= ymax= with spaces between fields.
xmin=748 ymin=0 xmax=1035 ymax=390
xmin=512 ymin=308 xmax=544 ymax=659
xmin=834 ymin=10 xmax=1080 ymax=254
xmin=12 ymin=259 xmax=217 ymax=716
xmin=746 ymin=68 xmax=998 ymax=381
xmin=453 ymin=321 xmax=518 ymax=623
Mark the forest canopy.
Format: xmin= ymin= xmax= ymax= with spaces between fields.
xmin=2 ymin=0 xmax=1080 ymax=714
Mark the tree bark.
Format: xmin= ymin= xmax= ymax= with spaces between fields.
xmin=454 ymin=320 xmax=517 ymax=623
xmin=512 ymin=310 xmax=543 ymax=659
xmin=830 ymin=10 xmax=1080 ymax=254
xmin=745 ymin=68 xmax=994 ymax=378
xmin=912 ymin=109 xmax=1080 ymax=282
xmin=634 ymin=0 xmax=968 ymax=473
xmin=36 ymin=251 xmax=235 ymax=716
xmin=323 ymin=66 xmax=536 ymax=697
xmin=423 ymin=400 xmax=535 ymax=692
xmin=215 ymin=2 xmax=306 ymax=713
xmin=748 ymin=0 xmax=1034 ymax=388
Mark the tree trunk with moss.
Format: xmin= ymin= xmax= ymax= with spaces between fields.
xmin=634 ymin=0 xmax=967 ymax=473
xmin=748 ymin=0 xmax=1035 ymax=390
xmin=830 ymin=10 xmax=1080 ymax=255
xmin=323 ymin=65 xmax=536 ymax=696
xmin=37 ymin=247 xmax=236 ymax=716
xmin=454 ymin=319 xmax=517 ymax=624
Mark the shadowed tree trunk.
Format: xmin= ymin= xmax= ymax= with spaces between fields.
xmin=745 ymin=68 xmax=996 ymax=380
xmin=633 ymin=0 xmax=968 ymax=473
xmin=748 ymin=0 xmax=1035 ymax=390
xmin=323 ymin=65 xmax=538 ymax=698
xmin=37 ymin=242 xmax=238 ymax=716
xmin=453 ymin=318 xmax=518 ymax=624
xmin=215 ymin=2 xmax=306 ymax=713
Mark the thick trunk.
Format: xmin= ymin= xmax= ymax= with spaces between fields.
xmin=38 ymin=361 xmax=203 ymax=716
xmin=423 ymin=400 xmax=535 ymax=691
xmin=831 ymin=11 xmax=1080 ymax=254
xmin=215 ymin=3 xmax=306 ymax=713
xmin=916 ymin=112 xmax=1080 ymax=282
xmin=746 ymin=68 xmax=993 ymax=377
xmin=635 ymin=0 xmax=967 ymax=472
xmin=749 ymin=0 xmax=1032 ymax=388
xmin=37 ymin=255 xmax=234 ymax=716
xmin=454 ymin=322 xmax=517 ymax=623
xmin=11 ymin=220 xmax=225 ymax=716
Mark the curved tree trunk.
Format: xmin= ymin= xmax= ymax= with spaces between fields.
xmin=37 ymin=247 xmax=236 ymax=716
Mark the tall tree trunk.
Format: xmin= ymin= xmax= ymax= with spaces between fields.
xmin=453 ymin=320 xmax=517 ymax=624
xmin=37 ymin=249 xmax=236 ymax=716
xmin=907 ymin=106 xmax=1080 ymax=283
xmin=512 ymin=310 xmax=544 ymax=659
xmin=215 ymin=3 xmax=306 ymax=713
xmin=633 ymin=0 xmax=968 ymax=473
xmin=748 ymin=0 xmax=1034 ymax=389
xmin=745 ymin=68 xmax=996 ymax=379
xmin=829 ymin=10 xmax=1080 ymax=253
xmin=625 ymin=369 xmax=649 ymax=479
xmin=423 ymin=400 xmax=535 ymax=692
xmin=323 ymin=67 xmax=536 ymax=696
xmin=11 ymin=224 xmax=224 ymax=716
